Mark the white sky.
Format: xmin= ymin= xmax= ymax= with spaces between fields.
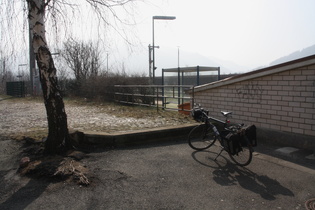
xmin=119 ymin=0 xmax=315 ymax=75
xmin=3 ymin=0 xmax=315 ymax=76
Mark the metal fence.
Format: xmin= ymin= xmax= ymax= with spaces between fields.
xmin=114 ymin=85 xmax=195 ymax=112
xmin=6 ymin=81 xmax=26 ymax=97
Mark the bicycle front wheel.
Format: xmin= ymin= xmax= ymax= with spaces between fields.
xmin=188 ymin=124 xmax=217 ymax=151
xmin=229 ymin=145 xmax=253 ymax=166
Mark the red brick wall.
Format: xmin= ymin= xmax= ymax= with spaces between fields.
xmin=194 ymin=64 xmax=315 ymax=137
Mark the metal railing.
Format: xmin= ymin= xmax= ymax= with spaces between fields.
xmin=114 ymin=85 xmax=195 ymax=112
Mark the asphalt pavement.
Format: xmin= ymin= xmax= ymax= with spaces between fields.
xmin=1 ymin=138 xmax=314 ymax=210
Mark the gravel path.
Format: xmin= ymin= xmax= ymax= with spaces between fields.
xmin=0 ymin=97 xmax=193 ymax=137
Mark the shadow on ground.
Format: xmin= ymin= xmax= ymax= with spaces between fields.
xmin=191 ymin=149 xmax=294 ymax=200
xmin=0 ymin=179 xmax=50 ymax=210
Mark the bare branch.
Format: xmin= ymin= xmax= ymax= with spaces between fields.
xmin=61 ymin=38 xmax=102 ymax=80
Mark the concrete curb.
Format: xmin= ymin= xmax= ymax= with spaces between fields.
xmin=74 ymin=124 xmax=315 ymax=151
xmin=80 ymin=123 xmax=198 ymax=147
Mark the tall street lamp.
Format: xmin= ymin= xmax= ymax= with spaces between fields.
xmin=152 ymin=15 xmax=176 ymax=83
xmin=148 ymin=44 xmax=159 ymax=82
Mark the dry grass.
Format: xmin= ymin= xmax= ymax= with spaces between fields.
xmin=63 ymin=97 xmax=192 ymax=120
xmin=2 ymin=95 xmax=192 ymax=120
xmin=3 ymin=95 xmax=194 ymax=140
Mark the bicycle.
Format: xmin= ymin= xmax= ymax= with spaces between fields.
xmin=188 ymin=104 xmax=257 ymax=166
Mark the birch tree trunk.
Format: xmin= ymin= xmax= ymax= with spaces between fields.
xmin=27 ymin=0 xmax=71 ymax=154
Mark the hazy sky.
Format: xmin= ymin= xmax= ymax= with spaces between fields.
xmin=3 ymin=0 xmax=315 ymax=76
xmin=119 ymin=0 xmax=315 ymax=74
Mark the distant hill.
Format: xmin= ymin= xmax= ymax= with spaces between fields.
xmin=157 ymin=48 xmax=249 ymax=74
xmin=127 ymin=44 xmax=315 ymax=76
xmin=269 ymin=44 xmax=315 ymax=66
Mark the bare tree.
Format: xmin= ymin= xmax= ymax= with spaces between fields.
xmin=1 ymin=0 xmax=138 ymax=154
xmin=62 ymin=38 xmax=102 ymax=81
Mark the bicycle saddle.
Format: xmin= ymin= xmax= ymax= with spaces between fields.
xmin=221 ymin=111 xmax=233 ymax=117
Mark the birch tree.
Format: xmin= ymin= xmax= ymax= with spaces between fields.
xmin=26 ymin=0 xmax=69 ymax=154
xmin=2 ymin=0 xmax=137 ymax=154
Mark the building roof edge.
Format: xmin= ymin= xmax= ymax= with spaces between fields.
xmin=194 ymin=54 xmax=315 ymax=92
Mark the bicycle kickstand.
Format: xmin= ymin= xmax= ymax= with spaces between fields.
xmin=214 ymin=148 xmax=224 ymax=161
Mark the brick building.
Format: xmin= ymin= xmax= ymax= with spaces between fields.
xmin=193 ymin=55 xmax=315 ymax=150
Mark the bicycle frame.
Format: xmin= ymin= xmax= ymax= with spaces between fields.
xmin=189 ymin=106 xmax=254 ymax=166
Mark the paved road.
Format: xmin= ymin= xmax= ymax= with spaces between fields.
xmin=1 ymin=139 xmax=315 ymax=210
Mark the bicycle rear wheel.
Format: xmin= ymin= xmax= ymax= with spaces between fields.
xmin=229 ymin=145 xmax=253 ymax=166
xmin=188 ymin=124 xmax=216 ymax=151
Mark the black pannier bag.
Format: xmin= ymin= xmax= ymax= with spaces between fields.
xmin=192 ymin=108 xmax=208 ymax=122
xmin=240 ymin=125 xmax=257 ymax=147
xmin=224 ymin=132 xmax=242 ymax=155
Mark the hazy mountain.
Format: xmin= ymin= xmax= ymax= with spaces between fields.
xmin=156 ymin=48 xmax=250 ymax=74
xmin=127 ymin=44 xmax=315 ymax=76
xmin=269 ymin=44 xmax=315 ymax=66
xmin=158 ymin=44 xmax=315 ymax=74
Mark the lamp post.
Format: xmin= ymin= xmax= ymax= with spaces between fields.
xmin=148 ymin=44 xmax=159 ymax=82
xmin=152 ymin=15 xmax=176 ymax=83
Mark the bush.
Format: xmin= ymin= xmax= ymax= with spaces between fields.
xmin=62 ymin=72 xmax=150 ymax=102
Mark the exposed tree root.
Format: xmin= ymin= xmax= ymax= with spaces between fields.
xmin=53 ymin=158 xmax=90 ymax=186
xmin=19 ymin=138 xmax=90 ymax=186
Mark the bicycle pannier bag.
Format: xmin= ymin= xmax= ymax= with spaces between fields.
xmin=224 ymin=132 xmax=242 ymax=155
xmin=241 ymin=125 xmax=257 ymax=147
xmin=192 ymin=108 xmax=208 ymax=122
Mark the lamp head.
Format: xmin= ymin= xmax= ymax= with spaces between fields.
xmin=153 ymin=16 xmax=176 ymax=20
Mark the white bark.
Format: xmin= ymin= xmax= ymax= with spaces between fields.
xmin=27 ymin=0 xmax=70 ymax=154
xmin=28 ymin=0 xmax=55 ymax=98
xmin=28 ymin=0 xmax=47 ymax=52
